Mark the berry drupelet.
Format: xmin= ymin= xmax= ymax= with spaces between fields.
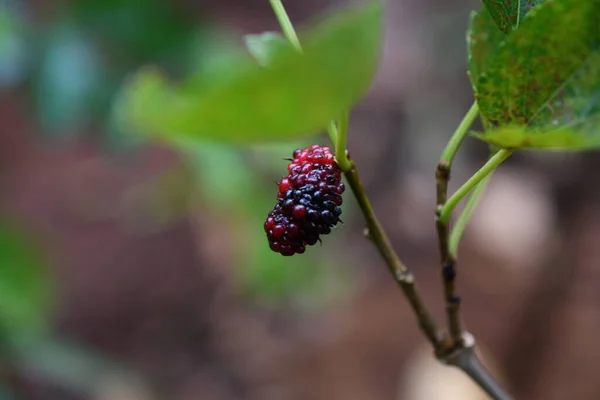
xmin=264 ymin=144 xmax=345 ymax=256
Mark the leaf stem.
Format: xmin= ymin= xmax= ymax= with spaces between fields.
xmin=268 ymin=0 xmax=302 ymax=51
xmin=440 ymin=101 xmax=479 ymax=164
xmin=435 ymin=101 xmax=481 ymax=347
xmin=268 ymin=0 xmax=351 ymax=168
xmin=345 ymin=162 xmax=444 ymax=352
xmin=439 ymin=149 xmax=512 ymax=225
xmin=335 ymin=112 xmax=352 ymax=171
xmin=327 ymin=121 xmax=338 ymax=145
xmin=449 ymin=174 xmax=491 ymax=258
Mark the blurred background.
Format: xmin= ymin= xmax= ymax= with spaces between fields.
xmin=1 ymin=0 xmax=600 ymax=399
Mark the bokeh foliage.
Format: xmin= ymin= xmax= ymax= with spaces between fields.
xmin=117 ymin=1 xmax=383 ymax=144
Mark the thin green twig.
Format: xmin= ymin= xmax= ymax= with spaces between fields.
xmin=327 ymin=121 xmax=338 ymax=145
xmin=439 ymin=149 xmax=512 ymax=225
xmin=440 ymin=102 xmax=479 ymax=164
xmin=268 ymin=0 xmax=302 ymax=51
xmin=335 ymin=112 xmax=351 ymax=171
xmin=268 ymin=0 xmax=351 ymax=170
xmin=449 ymin=174 xmax=491 ymax=258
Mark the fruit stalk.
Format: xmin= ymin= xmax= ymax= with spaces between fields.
xmin=344 ymin=160 xmax=444 ymax=352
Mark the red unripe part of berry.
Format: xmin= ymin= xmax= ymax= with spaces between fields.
xmin=293 ymin=205 xmax=306 ymax=219
xmin=272 ymin=225 xmax=285 ymax=239
xmin=279 ymin=178 xmax=291 ymax=193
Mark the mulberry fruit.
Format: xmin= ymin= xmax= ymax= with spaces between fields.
xmin=264 ymin=144 xmax=345 ymax=256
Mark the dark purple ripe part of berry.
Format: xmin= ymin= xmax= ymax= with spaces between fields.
xmin=298 ymin=198 xmax=311 ymax=207
xmin=321 ymin=210 xmax=337 ymax=225
xmin=293 ymin=190 xmax=303 ymax=201
xmin=306 ymin=209 xmax=319 ymax=222
xmin=293 ymin=243 xmax=306 ymax=254
xmin=305 ymin=234 xmax=319 ymax=246
xmin=280 ymin=245 xmax=294 ymax=256
xmin=320 ymin=225 xmax=331 ymax=235
xmin=300 ymin=184 xmax=315 ymax=193
xmin=323 ymin=201 xmax=336 ymax=211
xmin=283 ymin=199 xmax=295 ymax=214
xmin=306 ymin=175 xmax=319 ymax=185
xmin=326 ymin=175 xmax=337 ymax=184
xmin=287 ymin=223 xmax=300 ymax=237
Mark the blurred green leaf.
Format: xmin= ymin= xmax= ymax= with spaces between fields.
xmin=118 ymin=1 xmax=383 ymax=144
xmin=244 ymin=32 xmax=290 ymax=66
xmin=0 ymin=220 xmax=52 ymax=341
xmin=12 ymin=337 xmax=149 ymax=397
xmin=0 ymin=385 xmax=15 ymax=400
xmin=467 ymin=7 xmax=505 ymax=89
xmin=34 ymin=23 xmax=103 ymax=136
xmin=175 ymin=138 xmax=254 ymax=206
xmin=67 ymin=0 xmax=196 ymax=64
xmin=482 ymin=0 xmax=544 ymax=33
xmin=242 ymin=206 xmax=348 ymax=305
xmin=474 ymin=0 xmax=600 ymax=150
xmin=162 ymin=139 xmax=346 ymax=304
xmin=0 ymin=3 xmax=29 ymax=89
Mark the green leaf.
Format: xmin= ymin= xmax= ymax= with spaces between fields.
xmin=467 ymin=7 xmax=506 ymax=89
xmin=482 ymin=0 xmax=544 ymax=33
xmin=474 ymin=0 xmax=600 ymax=150
xmin=118 ymin=1 xmax=383 ymax=144
xmin=244 ymin=32 xmax=290 ymax=66
xmin=0 ymin=220 xmax=52 ymax=340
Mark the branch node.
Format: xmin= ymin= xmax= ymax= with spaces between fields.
xmin=395 ymin=270 xmax=414 ymax=284
xmin=435 ymin=205 xmax=443 ymax=216
xmin=442 ymin=260 xmax=456 ymax=281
